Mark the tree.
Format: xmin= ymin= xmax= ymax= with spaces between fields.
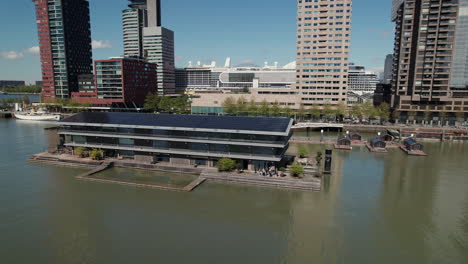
xmin=336 ymin=102 xmax=348 ymax=121
xmin=282 ymin=106 xmax=293 ymax=118
xmin=171 ymin=96 xmax=191 ymax=114
xmin=216 ymin=158 xmax=236 ymax=172
xmin=350 ymin=103 xmax=363 ymax=120
xmin=259 ymin=100 xmax=270 ymax=116
xmin=74 ymin=147 xmax=87 ymax=158
xmin=144 ymin=92 xmax=161 ymax=112
xmin=247 ymin=100 xmax=258 ymax=116
xmin=362 ymin=102 xmax=378 ymax=121
xmin=236 ymin=97 xmax=247 ymax=116
xmin=90 ymin=149 xmax=104 ymax=160
xmin=377 ymin=103 xmax=391 ymax=123
xmin=2 ymin=85 xmax=41 ymax=94
xmin=298 ymin=146 xmax=309 ymax=158
xmin=222 ymin=97 xmax=237 ymax=115
xmin=309 ymin=105 xmax=321 ymax=120
xmin=290 ymin=162 xmax=304 ymax=177
xmin=297 ymin=104 xmax=306 ymax=121
xmin=270 ymin=101 xmax=281 ymax=117
xmin=322 ymin=103 xmax=334 ymax=121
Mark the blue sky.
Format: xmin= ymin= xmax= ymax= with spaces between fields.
xmin=0 ymin=0 xmax=394 ymax=83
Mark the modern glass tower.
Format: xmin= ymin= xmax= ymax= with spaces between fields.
xmin=296 ymin=0 xmax=353 ymax=107
xmin=32 ymin=0 xmax=93 ymax=101
xmin=122 ymin=0 xmax=175 ymax=95
xmin=391 ymin=0 xmax=468 ymax=118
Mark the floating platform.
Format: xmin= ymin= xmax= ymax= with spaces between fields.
xmin=351 ymin=140 xmax=366 ymax=146
xmin=334 ymin=144 xmax=352 ymax=150
xmin=399 ymin=145 xmax=427 ymax=156
xmin=366 ymin=143 xmax=388 ymax=153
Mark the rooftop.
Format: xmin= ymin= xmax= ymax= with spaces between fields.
xmin=60 ymin=112 xmax=293 ymax=134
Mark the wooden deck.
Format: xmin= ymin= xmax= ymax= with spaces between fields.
xmin=334 ymin=144 xmax=352 ymax=150
xmin=399 ymin=145 xmax=428 ymax=156
xmin=366 ymin=143 xmax=388 ymax=153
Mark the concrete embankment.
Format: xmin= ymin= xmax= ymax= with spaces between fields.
xmin=201 ymin=171 xmax=321 ymax=191
xmin=30 ymin=153 xmax=320 ymax=192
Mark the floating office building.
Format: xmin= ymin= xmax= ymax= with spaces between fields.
xmin=57 ymin=112 xmax=293 ymax=170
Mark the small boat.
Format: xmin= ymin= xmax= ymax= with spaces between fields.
xmin=387 ymin=129 xmax=401 ymax=139
xmin=14 ymin=112 xmax=60 ymax=121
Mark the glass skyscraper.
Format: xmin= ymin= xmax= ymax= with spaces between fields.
xmin=32 ymin=0 xmax=93 ymax=101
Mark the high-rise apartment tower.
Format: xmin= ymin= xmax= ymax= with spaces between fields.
xmin=122 ymin=0 xmax=175 ymax=94
xmin=391 ymin=0 xmax=468 ymax=116
xmin=32 ymin=0 xmax=93 ymax=101
xmin=296 ymin=0 xmax=353 ymax=107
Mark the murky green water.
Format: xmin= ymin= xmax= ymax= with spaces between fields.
xmin=95 ymin=167 xmax=197 ymax=186
xmin=1 ymin=119 xmax=467 ymax=263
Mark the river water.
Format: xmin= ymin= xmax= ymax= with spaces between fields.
xmin=0 ymin=119 xmax=467 ymax=263
xmin=0 ymin=94 xmax=40 ymax=102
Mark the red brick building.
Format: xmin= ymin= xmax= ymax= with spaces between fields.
xmin=71 ymin=57 xmax=158 ymax=106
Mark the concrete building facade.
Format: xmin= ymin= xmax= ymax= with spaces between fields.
xmin=32 ymin=0 xmax=93 ymax=101
xmin=122 ymin=0 xmax=175 ymax=95
xmin=296 ymin=0 xmax=353 ymax=107
xmin=348 ymin=64 xmax=379 ymax=95
xmin=176 ymin=62 xmax=296 ymax=93
xmin=0 ymin=81 xmax=26 ymax=88
xmin=391 ymin=0 xmax=468 ymax=117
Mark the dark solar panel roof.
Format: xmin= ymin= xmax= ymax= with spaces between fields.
xmin=404 ymin=138 xmax=418 ymax=145
xmin=61 ymin=112 xmax=292 ymax=133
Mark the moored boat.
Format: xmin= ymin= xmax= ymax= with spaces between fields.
xmin=14 ymin=113 xmax=60 ymax=121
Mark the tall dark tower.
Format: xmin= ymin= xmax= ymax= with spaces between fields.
xmin=32 ymin=0 xmax=93 ymax=102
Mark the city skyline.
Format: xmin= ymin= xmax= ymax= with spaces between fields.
xmin=0 ymin=0 xmax=394 ymax=83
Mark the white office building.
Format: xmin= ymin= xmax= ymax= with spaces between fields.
xmin=348 ymin=64 xmax=378 ymax=96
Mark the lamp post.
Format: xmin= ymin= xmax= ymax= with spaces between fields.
xmin=321 ymin=129 xmax=324 ymax=142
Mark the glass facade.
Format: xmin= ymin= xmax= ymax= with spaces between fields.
xmin=450 ymin=0 xmax=468 ymax=90
xmin=60 ymin=123 xmax=290 ymax=163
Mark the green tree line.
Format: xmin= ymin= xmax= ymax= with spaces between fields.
xmin=144 ymin=93 xmax=191 ymax=114
xmin=1 ymin=85 xmax=41 ymax=94
xmin=221 ymin=96 xmax=391 ymax=122
xmin=222 ymin=96 xmax=348 ymax=120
